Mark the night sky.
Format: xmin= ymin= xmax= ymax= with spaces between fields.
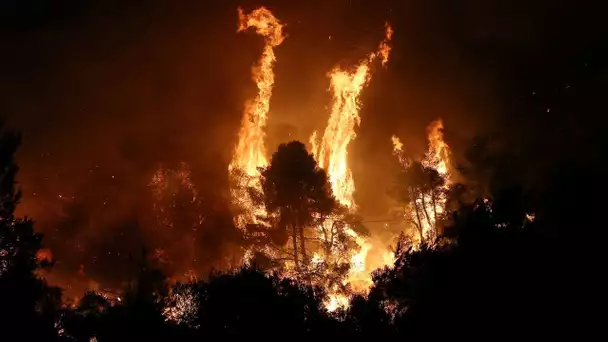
xmin=1 ymin=0 xmax=605 ymax=294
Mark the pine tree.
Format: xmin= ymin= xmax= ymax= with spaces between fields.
xmin=0 ymin=124 xmax=59 ymax=340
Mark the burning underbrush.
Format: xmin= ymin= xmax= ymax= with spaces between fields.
xmin=27 ymin=6 xmax=455 ymax=315
xmin=223 ymin=7 xmax=453 ymax=311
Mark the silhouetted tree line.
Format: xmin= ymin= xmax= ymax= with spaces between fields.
xmin=0 ymin=123 xmax=589 ymax=341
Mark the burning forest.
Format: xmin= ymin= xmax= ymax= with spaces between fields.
xmin=0 ymin=0 xmax=602 ymax=340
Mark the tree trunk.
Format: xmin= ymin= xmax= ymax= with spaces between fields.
xmin=298 ymin=214 xmax=307 ymax=265
xmin=292 ymin=219 xmax=299 ymax=270
xmin=421 ymin=192 xmax=437 ymax=241
xmin=322 ymin=222 xmax=330 ymax=258
xmin=420 ymin=192 xmax=433 ymax=229
xmin=410 ymin=187 xmax=424 ymax=242
xmin=323 ymin=221 xmax=334 ymax=259
xmin=431 ymin=189 xmax=438 ymax=223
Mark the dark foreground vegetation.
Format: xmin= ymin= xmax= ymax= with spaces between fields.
xmin=0 ymin=118 xmax=595 ymax=341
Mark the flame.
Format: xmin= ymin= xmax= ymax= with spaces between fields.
xmin=310 ymin=24 xmax=393 ymax=310
xmin=391 ymin=135 xmax=409 ymax=167
xmin=377 ymin=23 xmax=393 ymax=67
xmin=36 ymin=248 xmax=53 ymax=263
xmin=163 ymin=286 xmax=199 ymax=325
xmin=422 ymin=119 xmax=450 ymax=181
xmin=229 ymin=7 xmax=285 ymax=230
xmin=325 ymin=294 xmax=350 ymax=312
xmin=312 ymin=23 xmax=392 ymax=208
xmin=525 ymin=213 xmax=535 ymax=223
xmin=419 ymin=119 xmax=451 ymax=238
xmin=391 ymin=135 xmax=403 ymax=152
xmin=392 ymin=119 xmax=452 ymax=243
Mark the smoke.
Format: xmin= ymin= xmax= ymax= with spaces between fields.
xmin=1 ymin=0 xmax=598 ymax=296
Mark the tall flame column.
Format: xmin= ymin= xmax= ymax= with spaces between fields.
xmin=229 ymin=7 xmax=285 ymax=229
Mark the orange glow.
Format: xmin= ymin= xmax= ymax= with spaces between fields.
xmin=377 ymin=23 xmax=393 ymax=67
xmin=310 ymin=24 xmax=393 ymax=309
xmin=391 ymin=135 xmax=409 ymax=168
xmin=229 ymin=7 xmax=285 ymax=230
xmin=422 ymin=119 xmax=451 ymax=181
xmin=36 ymin=248 xmax=53 ymax=263
xmin=312 ymin=24 xmax=393 ymax=208
xmin=392 ymin=119 xmax=452 ymax=243
xmin=149 ymin=163 xmax=201 ymax=230
xmin=418 ymin=119 xmax=451 ymax=239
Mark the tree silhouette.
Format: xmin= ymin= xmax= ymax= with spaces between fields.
xmin=86 ymin=250 xmax=173 ymax=342
xmin=191 ymin=266 xmax=335 ymax=337
xmin=362 ymin=186 xmax=566 ymax=339
xmin=0 ymin=124 xmax=60 ymax=340
xmin=260 ymin=141 xmax=337 ymax=269
xmin=60 ymin=290 xmax=111 ymax=341
xmin=390 ymin=161 xmax=447 ymax=242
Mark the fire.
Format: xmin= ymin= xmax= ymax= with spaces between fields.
xmin=377 ymin=23 xmax=393 ymax=67
xmin=422 ymin=119 xmax=451 ymax=181
xmin=36 ymin=248 xmax=53 ymax=263
xmin=312 ymin=23 xmax=392 ymax=208
xmin=310 ymin=24 xmax=393 ymax=309
xmin=392 ymin=119 xmax=452 ymax=243
xmin=391 ymin=135 xmax=403 ymax=152
xmin=229 ymin=7 xmax=285 ymax=229
xmin=149 ymin=163 xmax=202 ymax=230
xmin=391 ymin=135 xmax=409 ymax=167
xmin=163 ymin=286 xmax=199 ymax=325
xmin=225 ymin=14 xmax=397 ymax=311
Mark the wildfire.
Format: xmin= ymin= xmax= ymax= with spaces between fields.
xmin=229 ymin=7 xmax=285 ymax=229
xmin=391 ymin=135 xmax=409 ymax=167
xmin=422 ymin=119 xmax=451 ymax=181
xmin=392 ymin=119 xmax=452 ymax=243
xmin=223 ymin=12 xmax=400 ymax=311
xmin=149 ymin=163 xmax=202 ymax=230
xmin=310 ymin=23 xmax=393 ymax=309
xmin=311 ymin=23 xmax=392 ymax=208
xmin=163 ymin=286 xmax=199 ymax=325
xmin=36 ymin=248 xmax=53 ymax=263
xmin=377 ymin=23 xmax=393 ymax=67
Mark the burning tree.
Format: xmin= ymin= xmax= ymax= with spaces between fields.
xmin=260 ymin=141 xmax=338 ymax=270
xmin=391 ymin=119 xmax=452 ymax=243
xmin=391 ymin=161 xmax=447 ymax=242
xmin=229 ymin=7 xmax=285 ymax=231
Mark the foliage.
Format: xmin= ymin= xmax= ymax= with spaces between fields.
xmin=0 ymin=124 xmax=61 ymax=340
xmin=261 ymin=141 xmax=337 ymax=227
xmin=260 ymin=141 xmax=339 ymax=268
xmin=389 ymin=160 xmax=448 ymax=242
xmin=0 ymin=129 xmax=585 ymax=340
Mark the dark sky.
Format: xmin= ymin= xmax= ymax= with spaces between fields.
xmin=1 ymin=0 xmax=605 ymax=294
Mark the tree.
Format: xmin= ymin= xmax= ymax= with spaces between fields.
xmin=390 ymin=161 xmax=447 ymax=242
xmin=89 ymin=250 xmax=172 ymax=342
xmin=0 ymin=124 xmax=60 ymax=340
xmin=260 ymin=141 xmax=337 ymax=269
xmin=192 ymin=266 xmax=335 ymax=337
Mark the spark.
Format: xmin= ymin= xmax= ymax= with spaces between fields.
xmin=526 ymin=213 xmax=535 ymax=223
xmin=163 ymin=286 xmax=199 ymax=326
